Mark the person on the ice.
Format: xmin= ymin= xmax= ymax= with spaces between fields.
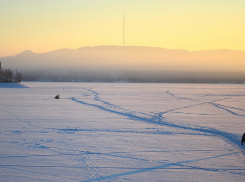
xmin=241 ymin=133 xmax=245 ymax=145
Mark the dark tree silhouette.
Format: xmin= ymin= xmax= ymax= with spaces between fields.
xmin=2 ymin=68 xmax=13 ymax=82
xmin=15 ymin=70 xmax=23 ymax=83
xmin=1 ymin=68 xmax=22 ymax=82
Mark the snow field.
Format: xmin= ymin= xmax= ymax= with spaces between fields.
xmin=0 ymin=82 xmax=245 ymax=181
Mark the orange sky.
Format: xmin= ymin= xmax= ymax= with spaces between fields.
xmin=0 ymin=0 xmax=245 ymax=57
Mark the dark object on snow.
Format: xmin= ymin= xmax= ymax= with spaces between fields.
xmin=241 ymin=133 xmax=245 ymax=145
xmin=55 ymin=94 xmax=59 ymax=99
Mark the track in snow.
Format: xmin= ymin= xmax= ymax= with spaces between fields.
xmin=70 ymin=88 xmax=244 ymax=151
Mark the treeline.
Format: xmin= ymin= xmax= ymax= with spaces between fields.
xmin=20 ymin=69 xmax=245 ymax=83
xmin=1 ymin=68 xmax=23 ymax=83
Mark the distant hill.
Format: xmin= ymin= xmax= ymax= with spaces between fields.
xmin=1 ymin=46 xmax=245 ymax=83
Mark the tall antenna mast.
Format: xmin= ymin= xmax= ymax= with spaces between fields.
xmin=123 ymin=14 xmax=125 ymax=46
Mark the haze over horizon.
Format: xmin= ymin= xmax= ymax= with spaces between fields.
xmin=2 ymin=46 xmax=244 ymax=58
xmin=1 ymin=45 xmax=245 ymax=83
xmin=1 ymin=0 xmax=245 ymax=57
xmin=1 ymin=1 xmax=245 ymax=83
xmin=3 ymin=45 xmax=245 ymax=71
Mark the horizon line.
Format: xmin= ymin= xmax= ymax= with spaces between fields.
xmin=2 ymin=45 xmax=245 ymax=58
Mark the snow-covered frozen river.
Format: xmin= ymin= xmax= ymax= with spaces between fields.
xmin=1 ymin=82 xmax=245 ymax=181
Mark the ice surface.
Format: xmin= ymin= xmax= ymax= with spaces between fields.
xmin=0 ymin=82 xmax=31 ymax=88
xmin=1 ymin=82 xmax=245 ymax=181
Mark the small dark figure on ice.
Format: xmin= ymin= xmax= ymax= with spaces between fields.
xmin=55 ymin=94 xmax=59 ymax=99
xmin=241 ymin=133 xmax=245 ymax=145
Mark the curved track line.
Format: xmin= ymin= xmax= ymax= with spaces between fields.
xmin=70 ymin=97 xmax=242 ymax=150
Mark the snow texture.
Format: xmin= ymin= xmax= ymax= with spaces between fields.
xmin=1 ymin=82 xmax=245 ymax=181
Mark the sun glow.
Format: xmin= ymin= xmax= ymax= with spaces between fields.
xmin=0 ymin=0 xmax=245 ymax=57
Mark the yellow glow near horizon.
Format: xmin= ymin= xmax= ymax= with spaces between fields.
xmin=0 ymin=0 xmax=245 ymax=57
